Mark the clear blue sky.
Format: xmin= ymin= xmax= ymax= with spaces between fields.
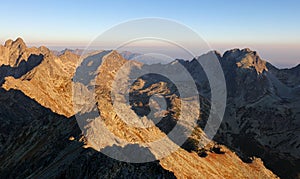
xmin=1 ymin=0 xmax=299 ymax=67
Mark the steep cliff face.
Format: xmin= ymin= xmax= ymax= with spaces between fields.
xmin=0 ymin=38 xmax=292 ymax=178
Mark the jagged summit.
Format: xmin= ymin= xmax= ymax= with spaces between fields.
xmin=13 ymin=37 xmax=26 ymax=47
xmin=4 ymin=39 xmax=13 ymax=47
xmin=0 ymin=38 xmax=53 ymax=67
xmin=222 ymin=48 xmax=268 ymax=74
xmin=4 ymin=37 xmax=26 ymax=49
xmin=192 ymin=48 xmax=268 ymax=75
xmin=1 ymin=38 xmax=27 ymax=67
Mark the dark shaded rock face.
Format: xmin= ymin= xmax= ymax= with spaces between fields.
xmin=175 ymin=48 xmax=300 ymax=179
xmin=0 ymin=54 xmax=43 ymax=85
xmin=0 ymin=88 xmax=175 ymax=179
xmin=206 ymin=50 xmax=300 ymax=179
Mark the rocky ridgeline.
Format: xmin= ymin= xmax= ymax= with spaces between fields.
xmin=1 ymin=38 xmax=298 ymax=178
xmin=1 ymin=38 xmax=79 ymax=117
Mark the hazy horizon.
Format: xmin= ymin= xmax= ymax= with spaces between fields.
xmin=25 ymin=42 xmax=299 ymax=69
xmin=0 ymin=37 xmax=298 ymax=69
xmin=1 ymin=0 xmax=299 ymax=68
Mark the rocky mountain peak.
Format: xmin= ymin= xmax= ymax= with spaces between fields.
xmin=5 ymin=37 xmax=27 ymax=50
xmin=1 ymin=38 xmax=27 ymax=66
xmin=101 ymin=50 xmax=129 ymax=67
xmin=38 ymin=46 xmax=51 ymax=55
xmin=223 ymin=48 xmax=268 ymax=74
xmin=4 ymin=39 xmax=13 ymax=47
xmin=0 ymin=38 xmax=55 ymax=67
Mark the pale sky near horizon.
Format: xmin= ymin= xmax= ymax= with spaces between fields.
xmin=1 ymin=0 xmax=299 ymax=68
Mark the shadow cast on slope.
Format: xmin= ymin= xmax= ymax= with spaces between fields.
xmin=0 ymin=54 xmax=44 ymax=85
xmin=0 ymin=87 xmax=175 ymax=178
xmin=73 ymin=50 xmax=111 ymax=86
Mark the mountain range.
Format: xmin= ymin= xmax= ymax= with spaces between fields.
xmin=0 ymin=38 xmax=299 ymax=178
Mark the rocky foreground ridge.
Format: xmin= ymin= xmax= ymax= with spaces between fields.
xmin=0 ymin=38 xmax=299 ymax=178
